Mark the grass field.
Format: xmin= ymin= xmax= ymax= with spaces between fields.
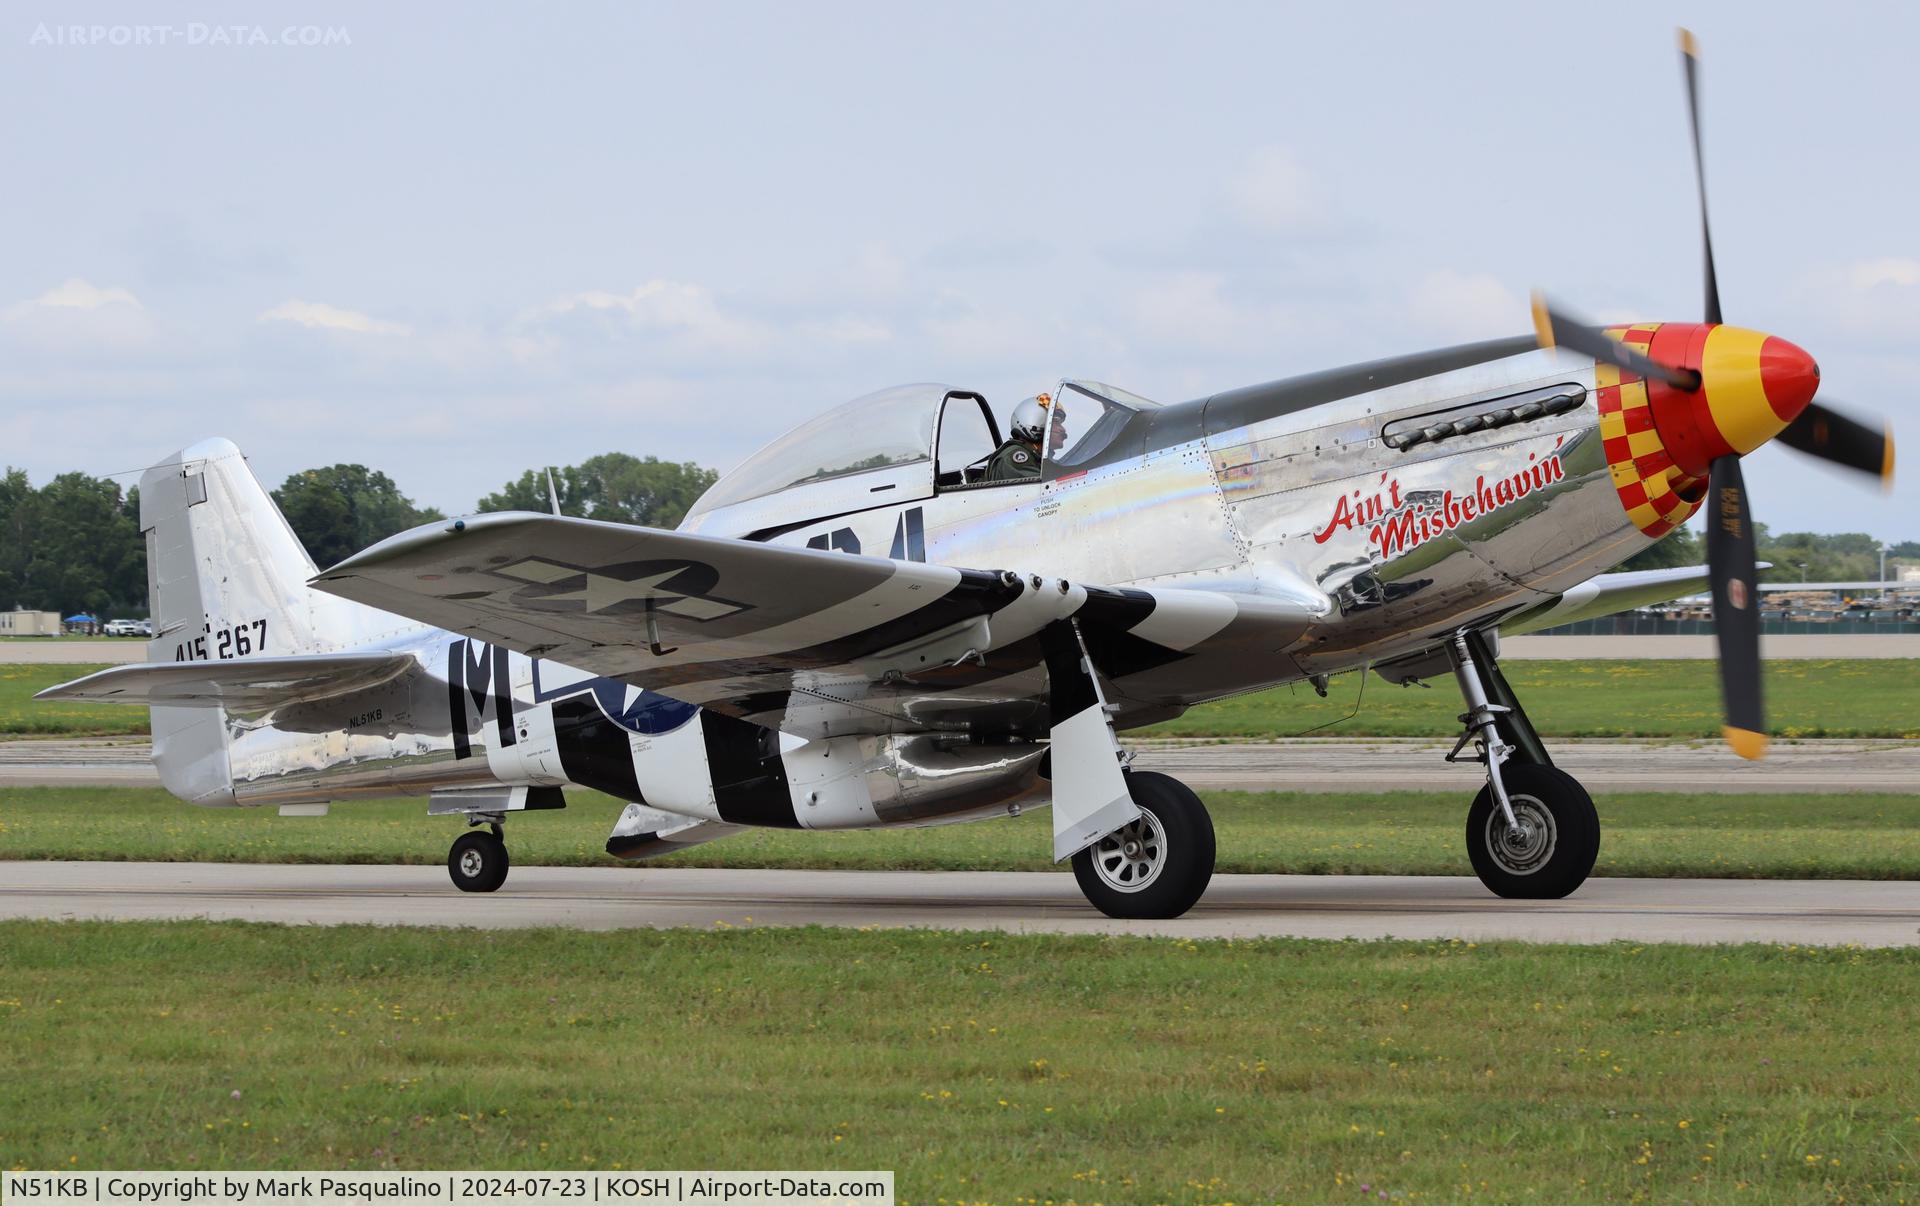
xmin=0 ymin=663 xmax=144 ymax=737
xmin=1 ymin=922 xmax=1915 ymax=1201
xmin=6 ymin=785 xmax=1919 ymax=880
xmin=12 ymin=659 xmax=1920 ymax=740
xmin=1137 ymin=658 xmax=1920 ymax=740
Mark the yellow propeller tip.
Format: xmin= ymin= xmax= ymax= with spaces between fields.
xmin=1678 ymin=28 xmax=1700 ymax=59
xmin=1530 ymin=292 xmax=1555 ymax=349
xmin=1882 ymin=430 xmax=1896 ymax=489
xmin=1722 ymin=726 xmax=1769 ymax=761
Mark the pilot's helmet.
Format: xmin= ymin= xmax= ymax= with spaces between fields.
xmin=1011 ymin=393 xmax=1051 ymax=443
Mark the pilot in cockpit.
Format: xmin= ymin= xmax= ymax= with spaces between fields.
xmin=982 ymin=393 xmax=1061 ymax=483
xmin=1047 ymin=395 xmax=1071 ymax=456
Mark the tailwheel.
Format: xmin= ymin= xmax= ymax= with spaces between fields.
xmin=1072 ymin=771 xmax=1215 ymax=919
xmin=448 ymin=828 xmax=510 ymax=893
xmin=1465 ymin=763 xmax=1599 ymax=899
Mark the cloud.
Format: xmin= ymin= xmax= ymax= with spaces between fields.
xmin=1850 ymin=258 xmax=1920 ymax=289
xmin=1404 ymin=270 xmax=1526 ymax=341
xmin=846 ymin=243 xmax=910 ymax=298
xmin=1785 ymin=257 xmax=1920 ymax=351
xmin=4 ymin=278 xmax=142 ymax=318
xmin=1 ymin=278 xmax=155 ymax=351
xmin=1126 ymin=271 xmax=1260 ymax=349
xmin=519 ymin=280 xmax=898 ymax=374
xmin=797 ymin=315 xmax=891 ymax=345
xmin=258 ymin=299 xmax=410 ymax=336
xmin=1227 ymin=146 xmax=1322 ymax=233
xmin=1117 ymin=271 xmax=1350 ymax=367
xmin=538 ymin=280 xmax=756 ymax=345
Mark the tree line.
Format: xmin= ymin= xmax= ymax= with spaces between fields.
xmin=0 ymin=456 xmax=1908 ymax=618
xmin=1615 ymin=525 xmax=1915 ymax=583
xmin=0 ymin=454 xmax=717 ymax=618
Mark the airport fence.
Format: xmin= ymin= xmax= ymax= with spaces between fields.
xmin=1537 ymin=616 xmax=1920 ymax=636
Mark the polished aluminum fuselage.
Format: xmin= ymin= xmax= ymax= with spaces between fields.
xmin=210 ymin=341 xmax=1648 ymax=824
xmin=692 ymin=344 xmax=1633 ymax=678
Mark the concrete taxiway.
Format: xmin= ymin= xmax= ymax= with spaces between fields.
xmin=0 ymin=739 xmax=157 ymax=786
xmin=4 ymin=736 xmax=1915 ymax=793
xmin=1 ymin=861 xmax=1914 ymax=946
xmin=0 ymin=640 xmax=145 ymax=664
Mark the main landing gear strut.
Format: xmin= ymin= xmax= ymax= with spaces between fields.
xmin=432 ymin=785 xmax=563 ymax=892
xmin=1446 ymin=629 xmax=1598 ymax=898
xmin=1042 ymin=619 xmax=1215 ymax=919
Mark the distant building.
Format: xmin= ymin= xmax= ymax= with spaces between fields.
xmin=0 ymin=608 xmax=63 ymax=636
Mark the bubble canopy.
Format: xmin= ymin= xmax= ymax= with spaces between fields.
xmin=685 ymin=384 xmax=947 ymax=520
xmin=684 ymin=380 xmax=1165 ymax=524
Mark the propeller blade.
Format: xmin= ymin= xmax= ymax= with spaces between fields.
xmin=1532 ymin=293 xmax=1702 ymax=390
xmin=1777 ymin=400 xmax=1896 ymax=486
xmin=1679 ymin=28 xmax=1724 ymax=325
xmin=1705 ymin=455 xmax=1766 ymax=759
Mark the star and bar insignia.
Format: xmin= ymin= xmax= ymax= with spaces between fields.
xmin=495 ymin=558 xmax=751 ymax=620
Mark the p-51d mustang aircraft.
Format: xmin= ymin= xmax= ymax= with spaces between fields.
xmin=41 ymin=32 xmax=1894 ymax=919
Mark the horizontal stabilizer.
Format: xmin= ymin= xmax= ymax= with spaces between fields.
xmin=34 ymin=652 xmax=416 ymax=710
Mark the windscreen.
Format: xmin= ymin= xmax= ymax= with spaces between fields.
xmin=1048 ymin=380 xmax=1160 ymax=470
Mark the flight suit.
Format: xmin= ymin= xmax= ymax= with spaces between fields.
xmin=982 ymin=439 xmax=1041 ymax=483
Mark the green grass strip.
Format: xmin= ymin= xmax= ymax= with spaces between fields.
xmin=0 ymin=922 xmax=1916 ymax=1201
xmin=1138 ymin=658 xmax=1920 ymax=740
xmin=6 ymin=787 xmax=1919 ymax=880
xmin=0 ymin=664 xmax=144 ymax=737
xmin=12 ymin=659 xmax=1920 ymax=739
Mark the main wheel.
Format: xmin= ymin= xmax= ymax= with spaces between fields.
xmin=448 ymin=830 xmax=510 ymax=893
xmin=1465 ymin=763 xmax=1598 ymax=899
xmin=1072 ymin=771 xmax=1215 ymax=919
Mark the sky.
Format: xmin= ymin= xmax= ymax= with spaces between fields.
xmin=2 ymin=2 xmax=1915 ymax=541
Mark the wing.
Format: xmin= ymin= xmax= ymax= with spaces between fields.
xmin=35 ymin=653 xmax=415 ymax=709
xmin=312 ymin=512 xmax=1320 ymax=737
xmin=1500 ymin=565 xmax=1717 ymax=635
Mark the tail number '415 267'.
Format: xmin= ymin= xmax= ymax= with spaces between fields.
xmin=175 ymin=619 xmax=267 ymax=662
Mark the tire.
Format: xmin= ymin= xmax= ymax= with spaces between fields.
xmin=448 ymin=830 xmax=510 ymax=893
xmin=1465 ymin=763 xmax=1599 ymax=899
xmin=1071 ymin=771 xmax=1215 ymax=919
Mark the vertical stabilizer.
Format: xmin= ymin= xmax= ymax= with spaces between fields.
xmin=139 ymin=438 xmax=407 ymax=804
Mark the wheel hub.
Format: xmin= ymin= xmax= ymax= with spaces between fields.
xmin=459 ymin=848 xmax=485 ymax=878
xmin=1091 ymin=812 xmax=1167 ymax=893
xmin=1485 ymin=795 xmax=1556 ymax=876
